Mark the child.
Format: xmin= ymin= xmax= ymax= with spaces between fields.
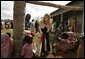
xmin=32 ymin=20 xmax=42 ymax=57
xmin=33 ymin=31 xmax=41 ymax=57
xmin=21 ymin=35 xmax=34 ymax=58
xmin=57 ymin=32 xmax=77 ymax=52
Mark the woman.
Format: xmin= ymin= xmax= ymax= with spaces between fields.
xmin=1 ymin=33 xmax=13 ymax=58
xmin=25 ymin=14 xmax=35 ymax=32
xmin=39 ymin=14 xmax=52 ymax=55
xmin=1 ymin=23 xmax=13 ymax=37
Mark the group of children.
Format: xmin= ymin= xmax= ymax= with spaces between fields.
xmin=21 ymin=14 xmax=41 ymax=58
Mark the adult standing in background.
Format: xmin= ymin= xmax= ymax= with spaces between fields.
xmin=24 ymin=14 xmax=35 ymax=45
xmin=39 ymin=14 xmax=52 ymax=55
xmin=25 ymin=14 xmax=34 ymax=32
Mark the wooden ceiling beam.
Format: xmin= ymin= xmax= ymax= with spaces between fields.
xmin=26 ymin=1 xmax=84 ymax=11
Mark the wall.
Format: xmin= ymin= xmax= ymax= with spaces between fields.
xmin=67 ymin=1 xmax=84 ymax=7
xmin=67 ymin=11 xmax=83 ymax=33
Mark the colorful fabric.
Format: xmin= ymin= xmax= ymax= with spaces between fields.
xmin=21 ymin=43 xmax=33 ymax=58
xmin=67 ymin=33 xmax=78 ymax=43
xmin=33 ymin=32 xmax=41 ymax=56
xmin=57 ymin=42 xmax=75 ymax=52
xmin=1 ymin=29 xmax=13 ymax=37
xmin=57 ymin=32 xmax=77 ymax=52
xmin=1 ymin=33 xmax=13 ymax=58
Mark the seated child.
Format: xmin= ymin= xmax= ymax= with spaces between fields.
xmin=57 ymin=32 xmax=78 ymax=52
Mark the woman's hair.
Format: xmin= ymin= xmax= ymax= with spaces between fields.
xmin=41 ymin=14 xmax=50 ymax=24
xmin=23 ymin=35 xmax=32 ymax=45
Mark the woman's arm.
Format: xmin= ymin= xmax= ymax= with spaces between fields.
xmin=39 ymin=26 xmax=43 ymax=34
xmin=47 ymin=22 xmax=52 ymax=32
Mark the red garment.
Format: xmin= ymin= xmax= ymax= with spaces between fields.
xmin=31 ymin=32 xmax=35 ymax=36
xmin=1 ymin=33 xmax=13 ymax=58
xmin=57 ymin=42 xmax=75 ymax=52
xmin=40 ymin=33 xmax=44 ymax=42
xmin=57 ymin=32 xmax=77 ymax=52
xmin=21 ymin=43 xmax=33 ymax=58
xmin=67 ymin=33 xmax=77 ymax=43
xmin=24 ymin=30 xmax=35 ymax=37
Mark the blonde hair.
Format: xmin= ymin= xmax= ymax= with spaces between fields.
xmin=41 ymin=14 xmax=51 ymax=25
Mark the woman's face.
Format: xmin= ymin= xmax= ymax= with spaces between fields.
xmin=5 ymin=24 xmax=11 ymax=29
xmin=1 ymin=24 xmax=5 ymax=29
xmin=69 ymin=26 xmax=72 ymax=31
xmin=5 ymin=24 xmax=9 ymax=28
xmin=44 ymin=15 xmax=49 ymax=22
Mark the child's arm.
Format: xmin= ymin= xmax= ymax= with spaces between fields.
xmin=24 ymin=30 xmax=31 ymax=34
xmin=24 ymin=30 xmax=35 ymax=37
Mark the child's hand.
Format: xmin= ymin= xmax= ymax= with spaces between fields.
xmin=31 ymin=32 xmax=35 ymax=36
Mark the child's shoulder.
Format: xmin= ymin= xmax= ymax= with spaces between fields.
xmin=23 ymin=43 xmax=30 ymax=48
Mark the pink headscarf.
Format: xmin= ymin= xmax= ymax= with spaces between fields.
xmin=1 ymin=33 xmax=9 ymax=46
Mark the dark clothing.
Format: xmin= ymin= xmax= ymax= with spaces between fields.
xmin=41 ymin=26 xmax=50 ymax=53
xmin=23 ymin=35 xmax=33 ymax=45
xmin=25 ymin=21 xmax=32 ymax=30
xmin=25 ymin=14 xmax=31 ymax=30
xmin=25 ymin=21 xmax=34 ymax=32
